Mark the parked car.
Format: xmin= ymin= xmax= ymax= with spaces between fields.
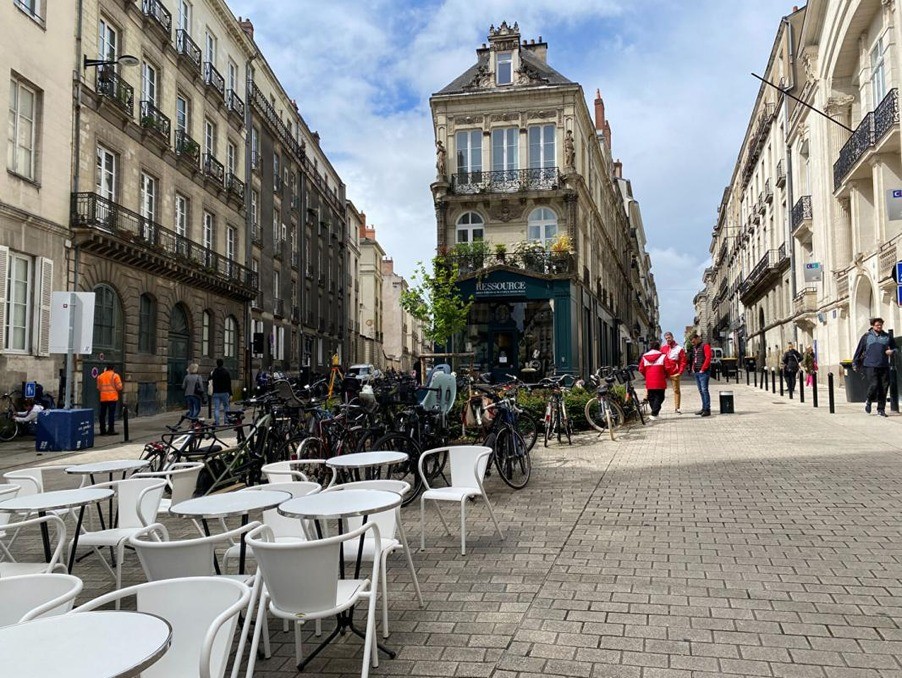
xmin=347 ymin=364 xmax=381 ymax=382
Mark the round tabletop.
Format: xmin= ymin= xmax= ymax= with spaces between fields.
xmin=65 ymin=459 xmax=151 ymax=475
xmin=0 ymin=488 xmax=114 ymax=513
xmin=279 ymin=488 xmax=402 ymax=520
xmin=326 ymin=451 xmax=409 ymax=469
xmin=169 ymin=490 xmax=291 ymax=519
xmin=0 ymin=610 xmax=171 ymax=677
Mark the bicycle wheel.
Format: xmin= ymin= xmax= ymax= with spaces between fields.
xmin=494 ymin=426 xmax=530 ymax=489
xmin=370 ymin=432 xmax=424 ymax=505
xmin=561 ymin=402 xmax=572 ymax=445
xmin=0 ymin=415 xmax=18 ymax=442
xmin=515 ymin=412 xmax=539 ymax=452
xmin=556 ymin=402 xmax=564 ymax=444
xmin=630 ymin=387 xmax=646 ymax=425
xmin=542 ymin=402 xmax=553 ymax=448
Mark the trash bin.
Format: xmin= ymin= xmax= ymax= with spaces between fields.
xmin=35 ymin=408 xmax=94 ymax=452
xmin=840 ymin=360 xmax=870 ymax=402
xmin=718 ymin=391 xmax=735 ymax=414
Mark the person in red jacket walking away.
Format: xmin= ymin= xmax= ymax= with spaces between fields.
xmin=639 ymin=340 xmax=676 ymax=420
xmin=689 ymin=333 xmax=712 ymax=417
xmin=663 ymin=331 xmax=687 ymax=414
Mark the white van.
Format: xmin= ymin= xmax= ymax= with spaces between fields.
xmin=710 ymin=347 xmax=724 ymax=365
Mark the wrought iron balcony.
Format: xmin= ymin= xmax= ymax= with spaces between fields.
xmin=251 ymin=225 xmax=262 ymax=245
xmin=274 ymin=298 xmax=284 ymax=317
xmin=443 ymin=249 xmax=575 ymax=278
xmin=450 ymin=167 xmax=560 ymax=194
xmin=764 ymin=179 xmax=773 ymax=203
xmin=139 ymin=101 xmax=170 ymax=144
xmin=96 ymin=68 xmax=134 ymax=117
xmin=226 ymin=172 xmax=245 ymax=201
xmin=791 ymin=195 xmax=813 ymax=232
xmin=793 ymin=287 xmax=817 ymax=315
xmin=70 ymin=192 xmax=256 ymax=298
xmin=203 ymin=62 xmax=225 ymax=99
xmin=226 ymin=90 xmax=245 ymax=119
xmin=834 ymin=89 xmax=898 ymax=190
xmin=739 ymin=246 xmax=790 ymax=304
xmin=141 ymin=0 xmax=171 ymax=37
xmin=175 ymin=130 xmax=200 ymax=167
xmin=775 ymin=159 xmax=786 ymax=187
xmin=291 ymin=251 xmax=299 ymax=269
xmin=175 ymin=30 xmax=202 ymax=73
xmin=291 ymin=306 xmax=300 ymax=323
xmin=203 ymin=153 xmax=224 ymax=185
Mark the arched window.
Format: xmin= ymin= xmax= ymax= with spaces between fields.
xmin=455 ymin=212 xmax=484 ymax=244
xmin=137 ymin=293 xmax=156 ymax=353
xmin=201 ymin=310 xmax=212 ymax=357
xmin=528 ymin=207 xmax=558 ymax=246
xmin=224 ymin=315 xmax=238 ymax=360
xmin=92 ymin=284 xmax=123 ymax=356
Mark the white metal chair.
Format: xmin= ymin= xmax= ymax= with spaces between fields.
xmin=418 ymin=445 xmax=504 ymax=555
xmin=245 ymin=522 xmax=381 ymax=678
xmin=70 ymin=478 xmax=165 ymax=603
xmin=72 ymin=576 xmax=249 ymax=678
xmin=261 ymin=459 xmax=335 ymax=487
xmin=133 ymin=461 xmax=204 ymax=516
xmin=0 ymin=514 xmax=68 ymax=576
xmin=3 ymin=465 xmax=81 ymax=496
xmin=324 ymin=480 xmax=424 ymax=637
xmin=0 ymin=573 xmax=83 ymax=626
xmin=129 ymin=521 xmax=266 ymax=678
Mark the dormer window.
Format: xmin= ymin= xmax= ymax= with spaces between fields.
xmin=496 ymin=52 xmax=512 ymax=85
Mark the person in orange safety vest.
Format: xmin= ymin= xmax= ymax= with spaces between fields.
xmin=96 ymin=364 xmax=123 ymax=436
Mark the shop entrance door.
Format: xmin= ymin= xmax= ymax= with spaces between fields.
xmin=489 ymin=329 xmax=518 ymax=382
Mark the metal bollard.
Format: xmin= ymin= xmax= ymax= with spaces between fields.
xmin=779 ymin=370 xmax=784 ymax=397
xmin=122 ymin=399 xmax=130 ymax=442
xmin=828 ymin=372 xmax=835 ymax=413
xmin=771 ymin=368 xmax=776 ymax=394
xmin=753 ymin=369 xmax=757 ymax=388
xmin=746 ymin=369 xmax=750 ymax=386
xmin=799 ymin=373 xmax=805 ymax=403
xmin=812 ymin=372 xmax=818 ymax=408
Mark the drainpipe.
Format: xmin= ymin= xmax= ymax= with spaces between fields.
xmin=782 ymin=14 xmax=799 ymax=344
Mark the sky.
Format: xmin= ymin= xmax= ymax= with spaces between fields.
xmin=230 ymin=0 xmax=795 ymax=337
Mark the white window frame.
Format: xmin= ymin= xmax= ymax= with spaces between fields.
xmin=455 ymin=130 xmax=481 ymax=174
xmin=201 ymin=309 xmax=210 ymax=356
xmin=174 ymin=193 xmax=188 ymax=237
xmin=95 ymin=144 xmax=116 ymax=201
xmin=14 ymin=0 xmax=43 ymax=23
xmin=528 ymin=207 xmax=558 ymax=246
xmin=141 ymin=62 xmax=157 ymax=107
xmin=251 ymin=189 xmax=259 ymax=226
xmin=175 ymin=94 xmax=189 ymax=135
xmin=98 ymin=18 xmax=118 ymax=62
xmin=203 ymin=211 xmax=214 ymax=251
xmin=227 ymin=60 xmax=238 ymax=92
xmin=871 ymin=35 xmax=887 ymax=109
xmin=496 ymin=51 xmax=513 ymax=86
xmin=226 ymin=140 xmax=236 ymax=175
xmin=226 ymin=226 xmax=236 ymax=260
xmin=528 ymin=125 xmax=555 ymax=169
xmin=204 ymin=118 xmax=216 ymax=156
xmin=455 ymin=212 xmax=484 ymax=244
xmin=204 ymin=30 xmax=216 ymax=66
xmin=176 ymin=0 xmax=191 ymax=32
xmin=8 ymin=78 xmax=37 ymax=180
xmin=5 ymin=252 xmax=31 ymax=353
xmin=224 ymin=316 xmax=236 ymax=359
xmin=492 ymin=127 xmax=518 ymax=172
xmin=140 ymin=172 xmax=156 ymax=223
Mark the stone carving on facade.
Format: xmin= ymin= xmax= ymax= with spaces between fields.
xmin=564 ymin=130 xmax=575 ymax=170
xmin=463 ymin=63 xmax=493 ymax=90
xmin=802 ymin=49 xmax=819 ymax=85
xmin=448 ymin=115 xmax=484 ymax=125
xmin=824 ymin=93 xmax=855 ymax=115
xmin=516 ymin=61 xmax=549 ymax=85
xmin=489 ymin=112 xmax=520 ymax=123
xmin=527 ymin=110 xmax=557 ymax=120
xmin=487 ymin=200 xmax=525 ymax=223
xmin=435 ymin=140 xmax=447 ymax=177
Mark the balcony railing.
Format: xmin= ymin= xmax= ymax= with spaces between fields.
xmin=443 ymin=249 xmax=575 ymax=277
xmin=777 ymin=242 xmax=787 ymax=262
xmin=141 ymin=0 xmax=171 ymax=36
xmin=175 ymin=130 xmax=200 ymax=167
xmin=764 ymin=179 xmax=773 ymax=203
xmin=775 ymin=159 xmax=786 ymax=187
xmin=139 ymin=101 xmax=170 ymax=143
xmin=791 ymin=195 xmax=813 ymax=232
xmin=291 ymin=306 xmax=300 ymax=323
xmin=204 ymin=62 xmax=225 ymax=99
xmin=175 ymin=30 xmax=202 ymax=73
xmin=226 ymin=90 xmax=245 ymax=119
xmin=71 ymin=192 xmax=256 ymax=293
xmin=251 ymin=225 xmax=262 ymax=244
xmin=450 ymin=167 xmax=560 ymax=194
xmin=96 ymin=68 xmax=134 ymax=117
xmin=227 ymin=172 xmax=245 ymax=201
xmin=793 ymin=287 xmax=817 ymax=315
xmin=203 ymin=153 xmax=225 ymax=185
xmin=274 ymin=298 xmax=284 ymax=317
xmin=834 ymin=89 xmax=899 ymax=190
xmin=250 ymin=83 xmax=305 ymax=163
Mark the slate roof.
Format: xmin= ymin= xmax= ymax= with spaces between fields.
xmin=434 ymin=49 xmax=574 ymax=95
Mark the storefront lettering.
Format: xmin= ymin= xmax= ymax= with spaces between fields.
xmin=475 ymin=281 xmax=527 ymax=297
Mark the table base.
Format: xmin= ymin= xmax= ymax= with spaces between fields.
xmin=297 ymin=613 xmax=396 ymax=671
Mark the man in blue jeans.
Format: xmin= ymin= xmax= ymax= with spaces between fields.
xmin=209 ymin=359 xmax=232 ymax=426
xmin=853 ymin=317 xmax=897 ymax=417
xmin=689 ymin=333 xmax=712 ymax=417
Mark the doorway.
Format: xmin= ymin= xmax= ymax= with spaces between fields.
xmin=167 ymin=304 xmax=192 ymax=407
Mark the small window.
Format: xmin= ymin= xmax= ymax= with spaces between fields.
xmin=224 ymin=315 xmax=237 ymax=359
xmin=138 ymin=293 xmax=156 ymax=353
xmin=201 ymin=310 xmax=211 ymax=357
xmin=175 ymin=94 xmax=190 ymax=135
xmin=5 ymin=252 xmax=31 ymax=352
xmin=14 ymin=0 xmax=43 ymax=23
xmin=496 ymin=52 xmax=512 ymax=85
xmin=7 ymin=78 xmax=39 ymax=181
xmin=528 ymin=207 xmax=558 ymax=246
xmin=455 ymin=211 xmax=484 ymax=244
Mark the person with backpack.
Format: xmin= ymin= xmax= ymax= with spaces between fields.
xmin=781 ymin=342 xmax=803 ymax=398
xmin=853 ymin=317 xmax=898 ymax=417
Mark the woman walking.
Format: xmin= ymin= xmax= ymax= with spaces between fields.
xmin=182 ymin=363 xmax=205 ymax=420
xmin=802 ymin=346 xmax=817 ymax=386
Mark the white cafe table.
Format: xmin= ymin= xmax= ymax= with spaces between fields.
xmin=0 ymin=610 xmax=171 ymax=677
xmin=0 ymin=487 xmax=113 ymax=573
xmin=169 ymin=490 xmax=290 ymax=573
xmin=326 ymin=450 xmax=409 ymax=482
xmin=66 ymin=459 xmax=151 ymax=531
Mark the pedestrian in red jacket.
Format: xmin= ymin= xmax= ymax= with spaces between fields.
xmin=639 ymin=340 xmax=676 ymax=420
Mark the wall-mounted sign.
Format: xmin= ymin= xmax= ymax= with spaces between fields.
xmin=886 ymin=189 xmax=902 ymax=221
xmin=803 ymin=262 xmax=823 ymax=282
xmin=474 ymin=280 xmax=527 ymax=298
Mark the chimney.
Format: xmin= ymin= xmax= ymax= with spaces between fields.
xmin=358 ymin=221 xmax=368 ymax=240
xmin=613 ymin=159 xmax=623 ymax=178
xmin=594 ymin=89 xmax=606 ymax=132
xmin=604 ymin=120 xmax=612 ymax=151
xmin=237 ymin=17 xmax=254 ymax=41
xmin=381 ymin=258 xmax=394 ymax=276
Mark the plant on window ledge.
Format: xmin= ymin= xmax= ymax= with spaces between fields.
xmin=493 ymin=242 xmax=507 ymax=263
xmin=514 ymin=240 xmax=546 ymax=273
xmin=140 ymin=115 xmax=165 ymax=134
xmin=179 ymin=138 xmax=200 ymax=159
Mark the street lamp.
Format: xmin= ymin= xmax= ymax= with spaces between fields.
xmin=82 ymin=54 xmax=140 ymax=70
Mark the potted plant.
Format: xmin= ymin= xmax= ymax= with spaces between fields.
xmin=514 ymin=240 xmax=546 ymax=273
xmin=494 ymin=242 xmax=507 ymax=264
xmin=470 ymin=239 xmax=489 ymax=269
xmin=549 ymin=234 xmax=574 ymax=273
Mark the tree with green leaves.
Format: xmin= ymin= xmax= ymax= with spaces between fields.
xmin=400 ymin=256 xmax=472 ymax=350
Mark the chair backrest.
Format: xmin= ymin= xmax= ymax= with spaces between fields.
xmin=0 ymin=573 xmax=83 ymax=626
xmin=247 ymin=522 xmax=376 ymax=616
xmin=3 ymin=465 xmax=73 ymax=496
xmin=0 ymin=485 xmax=19 ymax=528
xmin=134 ymin=462 xmax=203 ymax=506
xmin=114 ymin=478 xmax=166 ymax=528
xmin=242 ymin=483 xmax=319 ymax=539
xmin=447 ymin=446 xmax=492 ymax=489
xmin=261 ymin=460 xmax=304 ymax=483
xmin=75 ymin=578 xmax=249 ymax=678
xmin=274 ymin=380 xmax=307 ymax=408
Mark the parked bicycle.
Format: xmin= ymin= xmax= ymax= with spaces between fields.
xmin=584 ymin=368 xmax=625 ymax=439
xmin=538 ymin=375 xmax=574 ymax=447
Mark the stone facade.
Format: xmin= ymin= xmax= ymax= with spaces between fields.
xmin=358 ymin=224 xmax=385 ymax=368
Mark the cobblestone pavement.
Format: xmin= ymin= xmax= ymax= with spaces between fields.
xmin=8 ymin=378 xmax=902 ymax=677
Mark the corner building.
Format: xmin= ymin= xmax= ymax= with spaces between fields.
xmin=430 ymin=22 xmax=657 ymax=378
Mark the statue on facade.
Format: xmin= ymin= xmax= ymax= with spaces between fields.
xmin=564 ymin=130 xmax=575 ymax=170
xmin=435 ymin=140 xmax=447 ymax=177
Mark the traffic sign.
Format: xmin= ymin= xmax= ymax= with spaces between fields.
xmin=24 ymin=382 xmax=35 ymax=399
xmin=898 ymin=284 xmax=902 ymax=306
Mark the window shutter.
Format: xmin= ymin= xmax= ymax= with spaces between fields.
xmin=35 ymin=257 xmax=53 ymax=356
xmin=0 ymin=247 xmax=8 ymax=352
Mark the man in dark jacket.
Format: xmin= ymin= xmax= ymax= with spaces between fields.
xmin=853 ymin=317 xmax=897 ymax=417
xmin=780 ymin=342 xmax=803 ymax=398
xmin=689 ymin=333 xmax=712 ymax=417
xmin=209 ymin=359 xmax=232 ymax=426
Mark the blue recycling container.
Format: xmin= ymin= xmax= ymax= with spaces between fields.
xmin=35 ymin=409 xmax=95 ymax=452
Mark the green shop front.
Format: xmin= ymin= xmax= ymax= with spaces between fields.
xmin=456 ymin=270 xmax=580 ymax=381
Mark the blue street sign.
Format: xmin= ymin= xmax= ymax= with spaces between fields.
xmin=897 ymin=261 xmax=902 ymax=283
xmin=894 ymin=190 xmax=902 ymax=199
xmin=898 ymin=284 xmax=902 ymax=306
xmin=24 ymin=381 xmax=35 ymax=399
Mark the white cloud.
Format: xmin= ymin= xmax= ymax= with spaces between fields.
xmin=229 ymin=0 xmax=791 ymax=338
